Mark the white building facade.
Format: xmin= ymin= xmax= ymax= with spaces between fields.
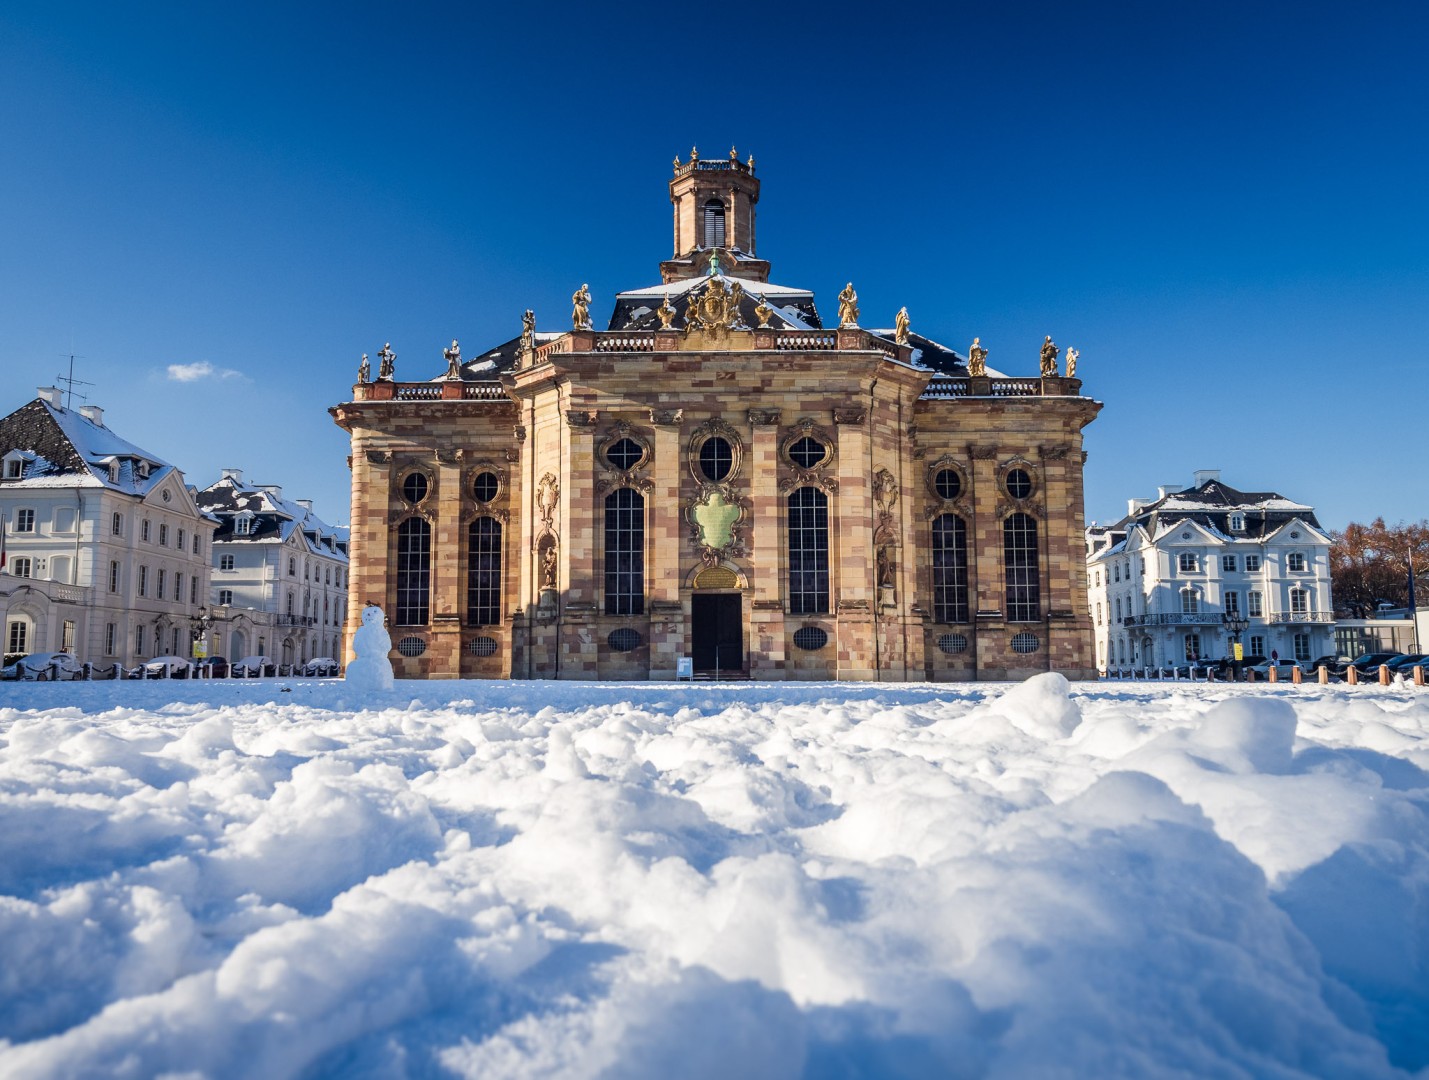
xmin=1 ymin=388 xmax=214 ymax=668
xmin=1087 ymin=470 xmax=1334 ymax=671
xmin=194 ymin=470 xmax=349 ymax=666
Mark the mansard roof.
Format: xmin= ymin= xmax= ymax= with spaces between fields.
xmin=1091 ymin=478 xmax=1321 ymax=552
xmin=0 ymin=397 xmax=177 ymax=496
xmin=195 ymin=476 xmax=348 ymax=559
xmin=608 ymin=274 xmax=822 ymax=332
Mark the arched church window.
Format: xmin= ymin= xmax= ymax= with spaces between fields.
xmin=1004 ymin=513 xmax=1040 ymax=622
xmin=467 ymin=517 xmax=503 ymax=626
xmin=604 ymin=489 xmax=644 ymax=615
xmin=787 ymin=487 xmax=829 ymax=614
xmin=703 ymin=199 xmax=726 ymax=248
xmin=395 ymin=517 xmax=431 ymax=626
xmin=931 ymin=514 xmax=968 ymax=624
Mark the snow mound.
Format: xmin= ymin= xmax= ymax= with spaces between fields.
xmin=0 ymin=680 xmax=1425 ymax=1077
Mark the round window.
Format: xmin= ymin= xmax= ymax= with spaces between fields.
xmin=397 ymin=635 xmax=427 ymax=657
xmin=937 ymin=633 xmax=968 ymax=654
xmin=162 ymin=489 xmax=171 ymax=502
xmin=1011 ymin=632 xmax=1040 ymax=654
xmin=699 ymin=436 xmax=733 ymax=482
xmin=789 ymin=436 xmax=827 ymax=469
xmin=473 ymin=472 xmax=499 ymax=503
xmin=1006 ymin=469 xmax=1032 ymax=500
xmin=606 ymin=438 xmax=643 ymax=471
xmin=401 ymin=473 xmax=429 ymax=504
xmin=934 ymin=469 xmax=961 ymax=500
xmin=468 ymin=636 xmax=498 ymax=657
xmin=608 ymin=628 xmax=643 ymax=652
xmin=793 ymin=626 xmax=829 ymax=651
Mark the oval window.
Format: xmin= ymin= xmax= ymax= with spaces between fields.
xmin=1006 ymin=469 xmax=1032 ymax=500
xmin=934 ymin=469 xmax=961 ymax=500
xmin=793 ymin=626 xmax=828 ymax=651
xmin=700 ymin=436 xmax=733 ymax=481
xmin=401 ymin=473 xmax=429 ymax=504
xmin=397 ymin=635 xmax=428 ymax=657
xmin=937 ymin=633 xmax=968 ymax=654
xmin=1011 ymin=632 xmax=1040 ymax=654
xmin=608 ymin=628 xmax=643 ymax=652
xmin=473 ymin=472 xmax=499 ymax=503
xmin=468 ymin=636 xmax=498 ymax=657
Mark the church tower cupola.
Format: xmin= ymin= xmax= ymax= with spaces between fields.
xmin=661 ymin=147 xmax=771 ymax=284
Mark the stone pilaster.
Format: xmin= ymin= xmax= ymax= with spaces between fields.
xmin=834 ymin=406 xmax=874 ymax=679
xmin=748 ymin=408 xmax=784 ymax=676
xmin=648 ymin=413 xmax=684 ymax=676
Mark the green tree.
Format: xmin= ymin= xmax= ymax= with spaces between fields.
xmin=1329 ymin=518 xmax=1429 ymax=617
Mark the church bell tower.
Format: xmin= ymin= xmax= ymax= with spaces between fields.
xmin=661 ymin=147 xmax=771 ymax=284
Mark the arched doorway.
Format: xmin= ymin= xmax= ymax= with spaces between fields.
xmin=230 ymin=630 xmax=247 ymax=660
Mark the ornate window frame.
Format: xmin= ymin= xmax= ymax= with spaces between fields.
xmin=778 ymin=418 xmax=838 ymax=494
xmin=925 ymin=456 xmax=968 ymax=505
xmin=597 ymin=422 xmax=653 ymax=494
xmin=398 ymin=465 xmax=435 ymax=508
xmin=688 ymin=416 xmax=744 ymax=484
xmin=995 ymin=457 xmax=1044 ymax=519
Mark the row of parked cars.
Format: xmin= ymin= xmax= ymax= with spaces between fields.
xmin=1 ymin=653 xmax=342 ymax=681
xmin=1108 ymin=652 xmax=1429 ymax=682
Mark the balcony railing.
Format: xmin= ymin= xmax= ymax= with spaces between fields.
xmin=1267 ymin=611 xmax=1334 ymax=624
xmin=276 ymin=615 xmax=317 ymax=627
xmin=1123 ymin=612 xmax=1225 ymax=627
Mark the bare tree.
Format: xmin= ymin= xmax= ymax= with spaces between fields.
xmin=1330 ymin=517 xmax=1429 ymax=617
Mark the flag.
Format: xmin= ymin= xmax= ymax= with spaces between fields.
xmin=0 ymin=518 xmax=6 ymax=571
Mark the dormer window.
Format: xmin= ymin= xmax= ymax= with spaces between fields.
xmin=2 ymin=454 xmax=24 ymax=481
xmin=137 ymin=460 xmax=151 ymax=480
xmin=108 ymin=461 xmax=120 ymax=483
xmin=702 ymin=199 xmax=726 ymax=248
xmin=235 ymin=513 xmax=254 ymax=536
xmin=1229 ymin=513 xmax=1244 ymax=532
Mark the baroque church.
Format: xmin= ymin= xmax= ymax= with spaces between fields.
xmin=331 ymin=151 xmax=1101 ymax=680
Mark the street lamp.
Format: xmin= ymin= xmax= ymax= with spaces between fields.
xmin=1222 ymin=609 xmax=1249 ymax=681
xmin=189 ymin=606 xmax=213 ymax=676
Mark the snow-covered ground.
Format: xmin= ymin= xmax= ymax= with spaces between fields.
xmin=1 ymin=676 xmax=1426 ymax=1079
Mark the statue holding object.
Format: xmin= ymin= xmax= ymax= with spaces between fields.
xmin=1039 ymin=335 xmax=1060 ymax=378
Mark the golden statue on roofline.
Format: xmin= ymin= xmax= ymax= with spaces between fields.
xmin=968 ymin=337 xmax=987 ymax=377
xmin=572 ymin=284 xmax=592 ymax=330
xmin=894 ymin=306 xmax=910 ymax=345
xmin=837 ymin=283 xmax=859 ymax=328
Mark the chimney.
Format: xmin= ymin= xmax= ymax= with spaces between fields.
xmin=1192 ymin=469 xmax=1221 ymax=487
xmin=1157 ymin=483 xmax=1183 ymax=500
xmin=221 ymin=468 xmax=244 ymax=485
xmin=296 ymin=499 xmax=313 ymax=512
xmin=36 ymin=386 xmax=63 ymax=407
xmin=256 ymin=484 xmax=282 ymax=500
xmin=1127 ymin=498 xmax=1149 ymax=517
xmin=78 ymin=405 xmax=104 ymax=427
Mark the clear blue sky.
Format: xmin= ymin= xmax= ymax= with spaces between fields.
xmin=3 ymin=1 xmax=1426 ymax=531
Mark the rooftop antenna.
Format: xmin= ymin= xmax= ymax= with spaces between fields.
xmin=56 ymin=353 xmax=93 ymax=409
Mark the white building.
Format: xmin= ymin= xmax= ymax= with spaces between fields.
xmin=194 ymin=470 xmax=349 ymax=667
xmin=0 ymin=388 xmax=214 ymax=667
xmin=1087 ymin=470 xmax=1334 ymax=671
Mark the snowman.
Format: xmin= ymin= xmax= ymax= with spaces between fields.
xmin=345 ymin=603 xmax=394 ymax=691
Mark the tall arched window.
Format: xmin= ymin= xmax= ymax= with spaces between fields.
xmin=702 ymin=199 xmax=726 ymax=248
xmin=395 ymin=517 xmax=431 ymax=625
xmin=604 ymin=489 xmax=644 ymax=615
xmin=1180 ymin=587 xmax=1199 ymax=614
xmin=931 ymin=514 xmax=968 ymax=623
xmin=467 ymin=517 xmax=503 ymax=626
xmin=788 ymin=487 xmax=829 ymax=614
xmin=1004 ymin=513 xmax=1040 ymax=621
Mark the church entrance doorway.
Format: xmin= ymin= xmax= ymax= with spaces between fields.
xmin=692 ymin=594 xmax=742 ymax=674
